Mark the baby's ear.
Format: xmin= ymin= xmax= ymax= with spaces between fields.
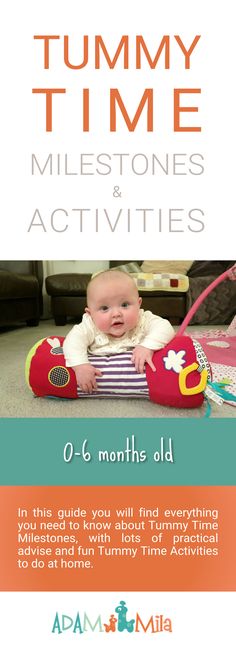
xmin=138 ymin=297 xmax=142 ymax=307
xmin=85 ymin=307 xmax=90 ymax=314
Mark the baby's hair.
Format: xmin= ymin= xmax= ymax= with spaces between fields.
xmin=86 ymin=269 xmax=138 ymax=302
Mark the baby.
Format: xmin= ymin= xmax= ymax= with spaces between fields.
xmin=63 ymin=270 xmax=174 ymax=393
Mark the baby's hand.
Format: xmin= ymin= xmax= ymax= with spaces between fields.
xmin=132 ymin=346 xmax=156 ymax=374
xmin=73 ymin=364 xmax=102 ymax=393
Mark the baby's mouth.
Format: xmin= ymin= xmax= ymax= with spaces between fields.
xmin=109 ymin=321 xmax=125 ymax=337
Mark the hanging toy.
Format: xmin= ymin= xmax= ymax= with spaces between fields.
xmin=176 ymin=263 xmax=236 ymax=412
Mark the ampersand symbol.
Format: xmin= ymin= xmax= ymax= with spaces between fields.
xmin=113 ymin=185 xmax=121 ymax=197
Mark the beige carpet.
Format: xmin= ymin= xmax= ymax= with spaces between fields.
xmin=0 ymin=320 xmax=235 ymax=418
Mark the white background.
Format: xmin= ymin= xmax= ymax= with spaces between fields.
xmin=1 ymin=591 xmax=235 ymax=647
xmin=1 ymin=1 xmax=235 ymax=644
xmin=1 ymin=0 xmax=235 ymax=259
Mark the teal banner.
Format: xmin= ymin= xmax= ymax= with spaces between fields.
xmin=0 ymin=418 xmax=235 ymax=486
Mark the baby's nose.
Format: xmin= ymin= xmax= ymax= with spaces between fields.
xmin=112 ymin=305 xmax=122 ymax=316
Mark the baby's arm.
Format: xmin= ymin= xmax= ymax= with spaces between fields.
xmin=63 ymin=321 xmax=102 ymax=392
xmin=132 ymin=313 xmax=174 ymax=373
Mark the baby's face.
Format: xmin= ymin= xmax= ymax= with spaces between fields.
xmin=86 ymin=275 xmax=142 ymax=338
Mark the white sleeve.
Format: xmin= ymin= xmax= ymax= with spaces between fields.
xmin=63 ymin=320 xmax=94 ymax=366
xmin=140 ymin=311 xmax=175 ymax=350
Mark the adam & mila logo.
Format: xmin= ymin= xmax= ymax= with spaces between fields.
xmin=52 ymin=599 xmax=173 ymax=634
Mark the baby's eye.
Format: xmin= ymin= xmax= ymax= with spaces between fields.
xmin=121 ymin=302 xmax=130 ymax=308
xmin=100 ymin=305 xmax=109 ymax=312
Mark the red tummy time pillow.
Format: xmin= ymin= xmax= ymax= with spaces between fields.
xmin=25 ymin=335 xmax=211 ymax=408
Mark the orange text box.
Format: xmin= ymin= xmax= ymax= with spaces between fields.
xmin=0 ymin=485 xmax=235 ymax=591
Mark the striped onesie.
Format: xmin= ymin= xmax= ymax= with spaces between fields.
xmin=63 ymin=311 xmax=174 ymax=398
xmin=77 ymin=352 xmax=149 ymax=398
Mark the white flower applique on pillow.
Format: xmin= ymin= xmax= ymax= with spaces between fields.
xmin=163 ymin=349 xmax=186 ymax=373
